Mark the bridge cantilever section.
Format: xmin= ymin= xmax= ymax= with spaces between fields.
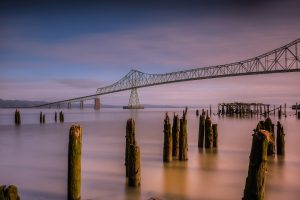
xmin=96 ymin=37 xmax=300 ymax=95
xmin=35 ymin=37 xmax=300 ymax=108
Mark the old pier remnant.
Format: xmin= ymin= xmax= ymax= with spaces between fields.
xmin=125 ymin=118 xmax=136 ymax=177
xmin=68 ymin=125 xmax=82 ymax=200
xmin=198 ymin=114 xmax=205 ymax=148
xmin=276 ymin=121 xmax=285 ymax=155
xmin=0 ymin=185 xmax=20 ymax=200
xmin=242 ymin=129 xmax=269 ymax=200
xmin=14 ymin=109 xmax=21 ymax=125
xmin=128 ymin=144 xmax=141 ymax=187
xmin=204 ymin=116 xmax=213 ymax=149
xmin=163 ymin=113 xmax=172 ymax=162
xmin=218 ymin=102 xmax=271 ymax=117
xmin=179 ymin=110 xmax=188 ymax=161
xmin=172 ymin=113 xmax=180 ymax=158
xmin=212 ymin=124 xmax=218 ymax=148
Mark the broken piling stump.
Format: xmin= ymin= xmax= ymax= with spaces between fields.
xmin=128 ymin=144 xmax=141 ymax=187
xmin=179 ymin=112 xmax=188 ymax=161
xmin=14 ymin=109 xmax=21 ymax=125
xmin=264 ymin=118 xmax=275 ymax=156
xmin=68 ymin=125 xmax=82 ymax=200
xmin=212 ymin=124 xmax=218 ymax=148
xmin=198 ymin=114 xmax=205 ymax=148
xmin=172 ymin=113 xmax=180 ymax=158
xmin=125 ymin=118 xmax=136 ymax=177
xmin=242 ymin=129 xmax=269 ymax=200
xmin=276 ymin=121 xmax=285 ymax=155
xmin=0 ymin=185 xmax=20 ymax=200
xmin=42 ymin=114 xmax=45 ymax=124
xmin=204 ymin=116 xmax=213 ymax=149
xmin=163 ymin=113 xmax=172 ymax=162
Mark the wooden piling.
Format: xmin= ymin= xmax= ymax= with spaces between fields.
xmin=276 ymin=121 xmax=285 ymax=155
xmin=40 ymin=112 xmax=43 ymax=124
xmin=128 ymin=144 xmax=141 ymax=187
xmin=42 ymin=114 xmax=45 ymax=124
xmin=179 ymin=113 xmax=188 ymax=161
xmin=264 ymin=118 xmax=275 ymax=156
xmin=163 ymin=113 xmax=172 ymax=162
xmin=68 ymin=125 xmax=82 ymax=200
xmin=212 ymin=124 xmax=218 ymax=148
xmin=209 ymin=104 xmax=212 ymax=116
xmin=278 ymin=105 xmax=282 ymax=119
xmin=196 ymin=109 xmax=199 ymax=116
xmin=125 ymin=118 xmax=136 ymax=177
xmin=198 ymin=114 xmax=205 ymax=148
xmin=0 ymin=185 xmax=20 ymax=200
xmin=242 ymin=130 xmax=269 ymax=200
xmin=296 ymin=103 xmax=298 ymax=116
xmin=172 ymin=113 xmax=180 ymax=158
xmin=14 ymin=109 xmax=21 ymax=125
xmin=204 ymin=116 xmax=213 ymax=149
xmin=55 ymin=112 xmax=57 ymax=122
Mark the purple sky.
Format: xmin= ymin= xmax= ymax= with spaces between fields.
xmin=1 ymin=0 xmax=300 ymax=106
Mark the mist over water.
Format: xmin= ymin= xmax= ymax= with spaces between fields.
xmin=0 ymin=108 xmax=300 ymax=200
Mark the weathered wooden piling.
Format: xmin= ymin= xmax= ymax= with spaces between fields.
xmin=14 ymin=109 xmax=21 ymax=125
xmin=278 ymin=105 xmax=282 ymax=119
xmin=179 ymin=112 xmax=188 ymax=161
xmin=212 ymin=124 xmax=218 ymax=148
xmin=42 ymin=114 xmax=45 ymax=124
xmin=198 ymin=114 xmax=205 ymax=148
xmin=0 ymin=185 xmax=20 ymax=200
xmin=172 ymin=113 xmax=180 ymax=158
xmin=59 ymin=111 xmax=64 ymax=123
xmin=196 ymin=109 xmax=199 ymax=116
xmin=204 ymin=116 xmax=213 ymax=149
xmin=264 ymin=118 xmax=275 ymax=156
xmin=128 ymin=144 xmax=141 ymax=187
xmin=163 ymin=113 xmax=172 ymax=162
xmin=209 ymin=104 xmax=212 ymax=116
xmin=68 ymin=125 xmax=82 ymax=200
xmin=40 ymin=112 xmax=43 ymax=124
xmin=125 ymin=118 xmax=136 ymax=177
xmin=296 ymin=103 xmax=298 ymax=116
xmin=242 ymin=130 xmax=269 ymax=200
xmin=276 ymin=121 xmax=285 ymax=155
xmin=55 ymin=112 xmax=57 ymax=122
xmin=298 ymin=112 xmax=300 ymax=119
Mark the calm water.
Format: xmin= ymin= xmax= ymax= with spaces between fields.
xmin=0 ymin=108 xmax=300 ymax=200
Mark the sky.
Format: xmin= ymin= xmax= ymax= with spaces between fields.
xmin=0 ymin=0 xmax=300 ymax=106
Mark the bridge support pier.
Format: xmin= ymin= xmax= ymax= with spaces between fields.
xmin=67 ymin=102 xmax=71 ymax=109
xmin=94 ymin=97 xmax=100 ymax=110
xmin=123 ymin=88 xmax=144 ymax=109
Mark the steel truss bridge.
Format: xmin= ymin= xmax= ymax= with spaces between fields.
xmin=36 ymin=37 xmax=300 ymax=109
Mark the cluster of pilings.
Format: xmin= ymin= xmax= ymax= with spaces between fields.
xmin=14 ymin=110 xmax=65 ymax=125
xmin=217 ymin=102 xmax=287 ymax=118
xmin=39 ymin=112 xmax=46 ymax=124
xmin=242 ymin=118 xmax=285 ymax=200
xmin=0 ymin=185 xmax=20 ymax=200
xmin=125 ymin=119 xmax=141 ymax=187
xmin=163 ymin=108 xmax=188 ymax=162
xmin=198 ymin=111 xmax=218 ymax=149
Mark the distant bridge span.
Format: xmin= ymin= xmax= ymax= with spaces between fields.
xmin=36 ymin=37 xmax=300 ymax=108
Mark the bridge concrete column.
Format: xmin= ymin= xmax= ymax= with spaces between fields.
xmin=80 ymin=100 xmax=84 ymax=109
xmin=94 ymin=97 xmax=100 ymax=110
xmin=68 ymin=102 xmax=71 ymax=109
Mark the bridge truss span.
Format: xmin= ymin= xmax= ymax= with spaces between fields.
xmin=96 ymin=38 xmax=300 ymax=95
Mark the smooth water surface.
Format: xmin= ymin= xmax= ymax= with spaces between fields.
xmin=0 ymin=108 xmax=299 ymax=200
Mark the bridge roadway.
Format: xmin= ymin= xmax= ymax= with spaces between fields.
xmin=36 ymin=37 xmax=300 ymax=108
